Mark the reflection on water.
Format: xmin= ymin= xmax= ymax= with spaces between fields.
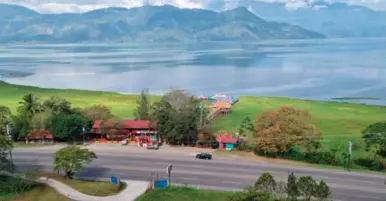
xmin=0 ymin=38 xmax=386 ymax=104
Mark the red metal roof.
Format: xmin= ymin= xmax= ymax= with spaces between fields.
xmin=92 ymin=120 xmax=152 ymax=129
xmin=216 ymin=134 xmax=239 ymax=144
xmin=27 ymin=130 xmax=54 ymax=140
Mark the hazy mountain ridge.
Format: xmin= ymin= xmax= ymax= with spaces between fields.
xmin=0 ymin=4 xmax=324 ymax=42
xmin=225 ymin=1 xmax=386 ymax=38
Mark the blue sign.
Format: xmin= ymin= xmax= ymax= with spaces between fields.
xmin=110 ymin=176 xmax=120 ymax=185
xmin=154 ymin=179 xmax=168 ymax=188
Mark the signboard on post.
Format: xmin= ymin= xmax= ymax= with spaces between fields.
xmin=166 ymin=164 xmax=172 ymax=185
xmin=110 ymin=176 xmax=120 ymax=185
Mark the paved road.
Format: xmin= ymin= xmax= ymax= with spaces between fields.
xmin=12 ymin=147 xmax=386 ymax=201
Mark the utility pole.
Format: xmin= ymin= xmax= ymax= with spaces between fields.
xmin=6 ymin=123 xmax=13 ymax=163
xmin=348 ymin=141 xmax=352 ymax=171
xmin=199 ymin=104 xmax=204 ymax=128
xmin=82 ymin=127 xmax=85 ymax=145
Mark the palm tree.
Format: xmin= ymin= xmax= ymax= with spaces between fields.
xmin=18 ymin=93 xmax=41 ymax=118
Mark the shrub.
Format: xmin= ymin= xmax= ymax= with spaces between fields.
xmin=354 ymin=157 xmax=384 ymax=171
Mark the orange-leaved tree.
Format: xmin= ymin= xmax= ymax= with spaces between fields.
xmin=253 ymin=106 xmax=321 ymax=154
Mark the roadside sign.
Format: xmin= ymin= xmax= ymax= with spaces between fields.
xmin=154 ymin=179 xmax=168 ymax=188
xmin=166 ymin=164 xmax=173 ymax=174
xmin=110 ymin=176 xmax=120 ymax=185
xmin=348 ymin=141 xmax=352 ymax=155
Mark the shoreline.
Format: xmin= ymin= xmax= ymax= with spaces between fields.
xmin=1 ymin=80 xmax=386 ymax=106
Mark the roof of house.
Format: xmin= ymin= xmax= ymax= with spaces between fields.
xmin=27 ymin=130 xmax=54 ymax=139
xmin=214 ymin=102 xmax=231 ymax=109
xmin=92 ymin=120 xmax=153 ymax=129
xmin=216 ymin=134 xmax=239 ymax=144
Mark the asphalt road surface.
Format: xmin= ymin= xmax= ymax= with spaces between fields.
xmin=12 ymin=146 xmax=386 ymax=201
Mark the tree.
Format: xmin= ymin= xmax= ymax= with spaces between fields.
xmin=314 ymin=181 xmax=331 ymax=201
xmin=0 ymin=135 xmax=13 ymax=172
xmin=50 ymin=114 xmax=88 ymax=141
xmin=253 ymin=106 xmax=321 ymax=154
xmin=229 ymin=186 xmax=276 ymax=201
xmin=0 ymin=106 xmax=12 ymax=136
xmin=286 ymin=172 xmax=299 ymax=200
xmin=238 ymin=116 xmax=254 ymax=137
xmin=53 ymin=146 xmax=97 ymax=179
xmin=297 ymin=176 xmax=317 ymax=201
xmin=150 ymin=90 xmax=201 ymax=145
xmin=254 ymin=173 xmax=277 ymax=193
xmin=80 ymin=104 xmax=114 ymax=122
xmin=31 ymin=109 xmax=54 ymax=131
xmin=362 ymin=122 xmax=386 ymax=157
xmin=43 ymin=96 xmax=73 ymax=115
xmin=134 ymin=88 xmax=151 ymax=120
xmin=18 ymin=93 xmax=42 ymax=118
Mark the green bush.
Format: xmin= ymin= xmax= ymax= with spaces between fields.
xmin=354 ymin=158 xmax=384 ymax=170
xmin=0 ymin=176 xmax=37 ymax=195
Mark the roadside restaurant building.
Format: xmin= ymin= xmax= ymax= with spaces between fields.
xmin=91 ymin=120 xmax=158 ymax=146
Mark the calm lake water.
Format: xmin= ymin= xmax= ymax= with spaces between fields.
xmin=1 ymin=38 xmax=386 ymax=104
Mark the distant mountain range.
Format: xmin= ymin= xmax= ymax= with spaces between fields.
xmin=215 ymin=0 xmax=386 ymax=38
xmin=0 ymin=4 xmax=324 ymax=42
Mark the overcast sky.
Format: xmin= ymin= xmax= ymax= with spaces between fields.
xmin=2 ymin=0 xmax=386 ymax=13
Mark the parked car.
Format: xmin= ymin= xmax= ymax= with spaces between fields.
xmin=147 ymin=144 xmax=159 ymax=150
xmin=196 ymin=152 xmax=212 ymax=160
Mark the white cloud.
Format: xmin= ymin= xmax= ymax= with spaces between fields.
xmin=1 ymin=0 xmax=386 ymax=13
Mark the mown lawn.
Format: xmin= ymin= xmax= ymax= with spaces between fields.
xmin=1 ymin=173 xmax=125 ymax=201
xmin=136 ymin=186 xmax=234 ymax=201
xmin=212 ymin=96 xmax=386 ymax=156
xmin=40 ymin=172 xmax=125 ymax=196
xmin=0 ymin=81 xmax=159 ymax=118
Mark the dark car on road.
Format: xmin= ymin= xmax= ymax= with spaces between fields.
xmin=147 ymin=144 xmax=159 ymax=150
xmin=196 ymin=153 xmax=212 ymax=160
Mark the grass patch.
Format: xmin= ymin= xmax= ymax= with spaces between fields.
xmin=2 ymin=184 xmax=68 ymax=201
xmin=40 ymin=172 xmax=124 ymax=196
xmin=212 ymin=96 xmax=386 ymax=157
xmin=0 ymin=81 xmax=159 ymax=118
xmin=136 ymin=186 xmax=234 ymax=201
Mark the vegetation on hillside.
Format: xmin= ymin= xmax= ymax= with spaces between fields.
xmin=1 ymin=82 xmax=385 ymax=171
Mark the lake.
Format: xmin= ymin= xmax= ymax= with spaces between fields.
xmin=1 ymin=38 xmax=386 ymax=105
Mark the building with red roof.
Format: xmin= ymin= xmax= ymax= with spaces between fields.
xmin=26 ymin=130 xmax=55 ymax=144
xmin=216 ymin=133 xmax=240 ymax=150
xmin=91 ymin=119 xmax=157 ymax=146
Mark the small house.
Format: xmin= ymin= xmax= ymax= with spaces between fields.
xmin=216 ymin=134 xmax=240 ymax=151
xmin=26 ymin=130 xmax=55 ymax=144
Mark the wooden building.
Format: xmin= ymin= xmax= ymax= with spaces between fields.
xmin=216 ymin=134 xmax=240 ymax=151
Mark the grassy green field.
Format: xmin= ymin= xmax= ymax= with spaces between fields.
xmin=1 ymin=81 xmax=385 ymax=156
xmin=0 ymin=81 xmax=159 ymax=118
xmin=136 ymin=186 xmax=234 ymax=201
xmin=213 ymin=96 xmax=386 ymax=154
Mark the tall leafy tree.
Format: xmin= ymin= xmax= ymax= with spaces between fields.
xmin=43 ymin=96 xmax=73 ymax=115
xmin=80 ymin=104 xmax=114 ymax=122
xmin=31 ymin=109 xmax=54 ymax=131
xmin=253 ymin=106 xmax=321 ymax=154
xmin=50 ymin=114 xmax=88 ymax=141
xmin=133 ymin=88 xmax=151 ymax=120
xmin=362 ymin=121 xmax=386 ymax=157
xmin=0 ymin=135 xmax=13 ymax=172
xmin=18 ymin=93 xmax=42 ymax=118
xmin=53 ymin=146 xmax=97 ymax=179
